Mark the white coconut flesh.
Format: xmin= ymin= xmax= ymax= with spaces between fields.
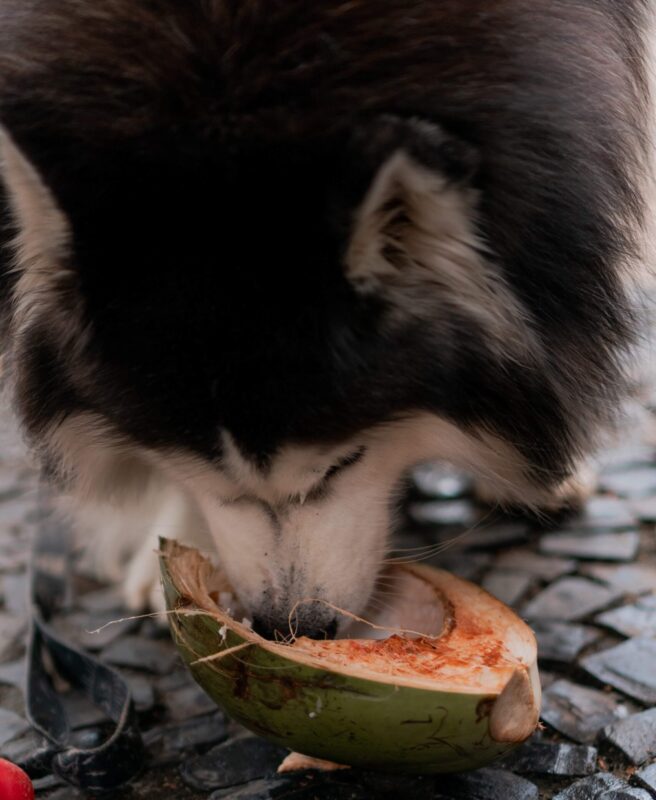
xmin=166 ymin=543 xmax=540 ymax=727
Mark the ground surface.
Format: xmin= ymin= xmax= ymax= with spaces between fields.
xmin=1 ymin=398 xmax=656 ymax=799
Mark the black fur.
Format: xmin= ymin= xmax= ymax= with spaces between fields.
xmin=0 ymin=0 xmax=650 ymax=489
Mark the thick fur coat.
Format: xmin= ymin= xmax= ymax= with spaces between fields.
xmin=0 ymin=1 xmax=652 ymax=638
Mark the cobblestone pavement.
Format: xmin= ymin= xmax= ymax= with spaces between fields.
xmin=1 ymin=395 xmax=656 ymax=799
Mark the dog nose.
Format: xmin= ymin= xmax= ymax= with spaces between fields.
xmin=252 ymin=613 xmax=338 ymax=641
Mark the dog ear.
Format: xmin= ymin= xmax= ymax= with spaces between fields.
xmin=0 ymin=125 xmax=71 ymax=270
xmin=0 ymin=126 xmax=80 ymax=343
xmin=345 ymin=116 xmax=486 ymax=298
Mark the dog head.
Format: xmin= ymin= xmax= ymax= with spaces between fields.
xmin=0 ymin=1 xmax=644 ymax=637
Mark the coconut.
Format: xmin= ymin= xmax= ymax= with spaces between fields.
xmin=159 ymin=538 xmax=540 ymax=773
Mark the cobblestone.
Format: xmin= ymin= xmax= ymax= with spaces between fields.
xmin=0 ymin=389 xmax=654 ymax=799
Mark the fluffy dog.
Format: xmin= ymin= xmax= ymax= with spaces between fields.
xmin=0 ymin=1 xmax=652 ymax=639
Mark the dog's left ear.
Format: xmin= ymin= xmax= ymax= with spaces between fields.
xmin=0 ymin=125 xmax=71 ymax=269
xmin=345 ymin=116 xmax=485 ymax=298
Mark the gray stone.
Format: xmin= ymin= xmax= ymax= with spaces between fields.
xmin=598 ymin=443 xmax=655 ymax=473
xmin=430 ymin=552 xmax=492 ymax=581
xmin=100 ymin=635 xmax=180 ymax=674
xmin=532 ymin=621 xmax=602 ymax=663
xmin=0 ymin=658 xmax=24 ymax=690
xmin=439 ymin=768 xmax=539 ymax=800
xmin=121 ymin=670 xmax=155 ymax=712
xmin=165 ymin=681 xmax=217 ymax=720
xmin=211 ymin=778 xmax=374 ymax=800
xmin=180 ymin=735 xmax=289 ymax=792
xmin=144 ymin=712 xmax=228 ymax=766
xmin=631 ymin=495 xmax=656 ymax=522
xmin=539 ymin=531 xmax=640 ymax=562
xmin=62 ymin=690 xmax=110 ymax=729
xmin=541 ymin=679 xmax=634 ymax=743
xmin=595 ymin=595 xmax=656 ymax=638
xmin=580 ymin=564 xmax=656 ymax=595
xmin=581 ymin=638 xmax=656 ymax=704
xmin=539 ymin=669 xmax=558 ymax=689
xmin=1 ymin=571 xmax=28 ymax=616
xmin=568 ymin=496 xmax=637 ymax=531
xmin=553 ymin=773 xmax=630 ymax=800
xmin=600 ymin=468 xmax=656 ymax=499
xmin=408 ymin=500 xmax=477 ymax=527
xmin=0 ymin=707 xmax=29 ymax=747
xmin=598 ymin=790 xmax=652 ymax=799
xmin=500 ymin=740 xmax=597 ymax=776
xmin=0 ymin=729 xmax=45 ymax=763
xmin=522 ymin=577 xmax=621 ymax=622
xmin=634 ymin=763 xmax=656 ymax=795
xmin=602 ymin=709 xmax=656 ymax=765
xmin=76 ymin=587 xmax=125 ymax=614
xmin=54 ymin=609 xmax=141 ymax=650
xmin=440 ymin=520 xmax=530 ymax=551
xmin=0 ymin=612 xmax=26 ymax=663
xmin=482 ymin=570 xmax=534 ymax=607
xmin=493 ymin=550 xmax=577 ymax=582
xmin=412 ymin=463 xmax=471 ymax=499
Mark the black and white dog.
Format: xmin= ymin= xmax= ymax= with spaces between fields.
xmin=0 ymin=1 xmax=652 ymax=640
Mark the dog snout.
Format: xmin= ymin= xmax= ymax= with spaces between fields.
xmin=251 ymin=607 xmax=338 ymax=641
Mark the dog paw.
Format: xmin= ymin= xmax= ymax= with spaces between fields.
xmin=121 ymin=540 xmax=166 ymax=613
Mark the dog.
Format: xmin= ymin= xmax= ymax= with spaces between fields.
xmin=0 ymin=1 xmax=653 ymax=640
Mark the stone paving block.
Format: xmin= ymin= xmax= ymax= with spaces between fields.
xmin=121 ymin=670 xmax=155 ymax=713
xmin=493 ymin=550 xmax=577 ymax=582
xmin=449 ymin=521 xmax=530 ymax=550
xmin=100 ymin=635 xmax=180 ymax=674
xmin=500 ymin=740 xmax=598 ymax=776
xmin=211 ymin=778 xmax=371 ymax=800
xmin=431 ymin=552 xmax=492 ymax=581
xmin=0 ymin=707 xmax=29 ymax=747
xmin=634 ymin=762 xmax=656 ymax=796
xmin=595 ymin=595 xmax=656 ymax=638
xmin=532 ymin=621 xmax=602 ymax=663
xmin=580 ymin=564 xmax=656 ymax=595
xmin=144 ymin=712 xmax=228 ymax=766
xmin=181 ymin=735 xmax=289 ymax=792
xmin=601 ymin=709 xmax=656 ymax=765
xmin=598 ymin=443 xmax=655 ymax=474
xmin=567 ymin=497 xmax=637 ymax=531
xmin=539 ymin=531 xmax=640 ymax=562
xmin=553 ymin=773 xmax=633 ymax=799
xmin=522 ymin=577 xmax=621 ymax=622
xmin=600 ymin=468 xmax=656 ymax=499
xmin=540 ymin=679 xmax=635 ymax=743
xmin=597 ymin=789 xmax=653 ymax=799
xmin=482 ymin=570 xmax=534 ymax=607
xmin=1 ymin=571 xmax=28 ymax=616
xmin=164 ymin=680 xmax=218 ymax=720
xmin=54 ymin=609 xmax=141 ymax=651
xmin=630 ymin=495 xmax=656 ymax=523
xmin=0 ymin=658 xmax=25 ymax=690
xmin=0 ymin=612 xmax=26 ymax=663
xmin=581 ymin=638 xmax=656 ymax=704
xmin=408 ymin=500 xmax=477 ymax=527
xmin=76 ymin=586 xmax=126 ymax=614
xmin=412 ymin=463 xmax=471 ymax=499
xmin=438 ymin=768 xmax=539 ymax=799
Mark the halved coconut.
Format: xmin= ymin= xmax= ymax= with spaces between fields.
xmin=159 ymin=538 xmax=540 ymax=773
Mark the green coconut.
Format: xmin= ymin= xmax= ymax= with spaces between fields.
xmin=159 ymin=538 xmax=540 ymax=774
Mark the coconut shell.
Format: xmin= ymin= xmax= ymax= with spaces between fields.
xmin=159 ymin=538 xmax=540 ymax=773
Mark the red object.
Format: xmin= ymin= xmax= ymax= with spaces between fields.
xmin=0 ymin=759 xmax=35 ymax=800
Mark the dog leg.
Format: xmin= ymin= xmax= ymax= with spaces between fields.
xmin=70 ymin=480 xmax=212 ymax=611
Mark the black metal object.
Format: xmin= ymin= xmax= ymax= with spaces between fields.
xmin=20 ymin=490 xmax=146 ymax=793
